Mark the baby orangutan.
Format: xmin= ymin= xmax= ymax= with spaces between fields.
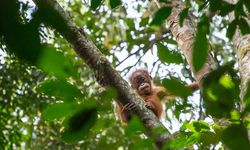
xmin=116 ymin=69 xmax=199 ymax=123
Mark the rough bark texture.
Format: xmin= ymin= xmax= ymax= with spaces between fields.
xmin=227 ymin=0 xmax=250 ymax=140
xmin=233 ymin=33 xmax=250 ymax=100
xmin=228 ymin=0 xmax=250 ymax=101
xmin=32 ymin=0 xmax=172 ymax=148
xmin=167 ymin=1 xmax=215 ymax=84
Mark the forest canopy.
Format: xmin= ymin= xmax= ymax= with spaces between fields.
xmin=0 ymin=0 xmax=250 ymax=149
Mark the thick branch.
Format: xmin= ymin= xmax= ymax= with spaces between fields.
xmin=32 ymin=0 xmax=172 ymax=148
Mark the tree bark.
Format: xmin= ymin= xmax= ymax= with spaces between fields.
xmin=232 ymin=27 xmax=250 ymax=102
xmin=32 ymin=0 xmax=172 ymax=148
xmin=167 ymin=0 xmax=215 ymax=84
xmin=228 ymin=0 xmax=250 ymax=102
xmin=227 ymin=0 xmax=250 ymax=140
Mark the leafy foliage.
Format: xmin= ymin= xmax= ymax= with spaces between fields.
xmin=193 ymin=15 xmax=209 ymax=71
xmin=90 ymin=0 xmax=103 ymax=10
xmin=157 ymin=43 xmax=183 ymax=64
xmin=202 ymin=62 xmax=240 ymax=118
xmin=0 ymin=0 xmax=250 ymax=149
xmin=149 ymin=7 xmax=172 ymax=28
xmin=179 ymin=8 xmax=189 ymax=27
xmin=162 ymin=78 xmax=192 ymax=98
xmin=109 ymin=0 xmax=122 ymax=9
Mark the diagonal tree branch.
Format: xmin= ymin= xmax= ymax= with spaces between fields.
xmin=32 ymin=0 xmax=172 ymax=148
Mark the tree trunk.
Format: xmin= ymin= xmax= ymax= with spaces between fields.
xmin=228 ymin=0 xmax=250 ymax=102
xmin=167 ymin=0 xmax=215 ymax=84
xmin=227 ymin=0 xmax=250 ymax=140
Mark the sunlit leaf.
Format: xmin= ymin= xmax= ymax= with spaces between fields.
xmin=157 ymin=43 xmax=183 ymax=64
xmin=186 ymin=132 xmax=200 ymax=145
xmin=192 ymin=121 xmax=210 ymax=132
xmin=219 ymin=75 xmax=235 ymax=89
xmin=42 ymin=103 xmax=80 ymax=120
xmin=230 ymin=110 xmax=240 ymax=120
xmin=150 ymin=7 xmax=172 ymax=28
xmin=37 ymin=79 xmax=83 ymax=100
xmin=168 ymin=133 xmax=188 ymax=149
xmin=37 ymin=46 xmax=78 ymax=79
xmin=202 ymin=62 xmax=240 ymax=118
xmin=162 ymin=78 xmax=192 ymax=98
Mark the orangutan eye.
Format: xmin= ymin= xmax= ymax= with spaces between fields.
xmin=137 ymin=77 xmax=145 ymax=85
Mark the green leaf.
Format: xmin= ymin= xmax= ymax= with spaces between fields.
xmin=130 ymin=138 xmax=154 ymax=150
xmin=164 ymin=38 xmax=177 ymax=45
xmin=200 ymin=132 xmax=219 ymax=145
xmin=179 ymin=8 xmax=189 ymax=27
xmin=209 ymin=0 xmax=222 ymax=12
xmin=159 ymin=0 xmax=170 ymax=2
xmin=202 ymin=62 xmax=240 ymax=118
xmin=0 ymin=1 xmax=42 ymax=64
xmin=244 ymin=0 xmax=250 ymax=13
xmin=62 ymin=101 xmax=97 ymax=143
xmin=193 ymin=15 xmax=209 ymax=71
xmin=162 ymin=78 xmax=192 ymax=98
xmin=37 ymin=79 xmax=83 ymax=100
xmin=37 ymin=46 xmax=78 ymax=79
xmin=139 ymin=17 xmax=149 ymax=27
xmin=168 ymin=133 xmax=188 ymax=149
xmin=126 ymin=18 xmax=135 ymax=30
xmin=192 ymin=121 xmax=210 ymax=132
xmin=238 ymin=18 xmax=250 ymax=35
xmin=226 ymin=19 xmax=237 ymax=40
xmin=109 ymin=0 xmax=122 ymax=9
xmin=157 ymin=43 xmax=183 ymax=64
xmin=219 ymin=75 xmax=235 ymax=89
xmin=100 ymin=86 xmax=118 ymax=101
xmin=42 ymin=103 xmax=80 ymax=120
xmin=125 ymin=117 xmax=146 ymax=137
xmin=243 ymin=82 xmax=250 ymax=112
xmin=90 ymin=0 xmax=103 ymax=10
xmin=186 ymin=132 xmax=200 ymax=145
xmin=149 ymin=7 xmax=172 ymax=28
xmin=235 ymin=0 xmax=246 ymax=17
xmin=222 ymin=124 xmax=250 ymax=150
xmin=219 ymin=2 xmax=235 ymax=16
